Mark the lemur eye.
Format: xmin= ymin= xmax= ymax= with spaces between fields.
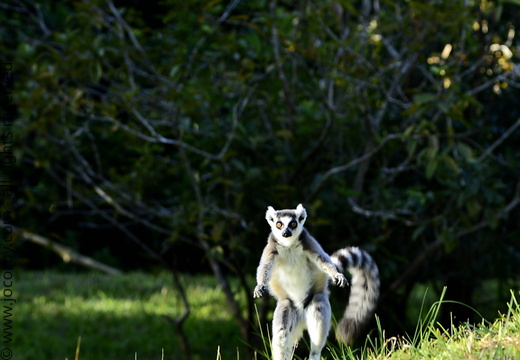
xmin=276 ymin=221 xmax=283 ymax=229
xmin=290 ymin=221 xmax=297 ymax=228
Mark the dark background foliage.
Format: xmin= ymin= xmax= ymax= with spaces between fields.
xmin=2 ymin=0 xmax=520 ymax=357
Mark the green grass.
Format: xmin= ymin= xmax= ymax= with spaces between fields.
xmin=11 ymin=271 xmax=520 ymax=360
xmin=328 ymin=288 xmax=520 ymax=360
xmin=14 ymin=271 xmax=248 ymax=360
xmin=387 ymin=289 xmax=520 ymax=359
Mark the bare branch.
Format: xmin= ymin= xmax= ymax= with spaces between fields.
xmin=61 ymin=129 xmax=175 ymax=234
xmin=383 ymin=178 xmax=520 ymax=299
xmin=2 ymin=1 xmax=51 ymax=36
xmin=178 ymin=131 xmax=251 ymax=343
xmin=163 ymin=270 xmax=192 ymax=360
xmin=105 ymin=0 xmax=160 ymax=79
xmin=218 ymin=88 xmax=255 ymax=159
xmin=177 ymin=0 xmax=242 ymax=92
xmin=466 ymin=71 xmax=512 ymax=96
xmin=347 ymin=197 xmax=417 ymax=226
xmin=478 ymin=117 xmax=520 ymax=162
xmin=85 ymin=90 xmax=252 ymax=161
xmin=307 ymin=133 xmax=400 ymax=201
xmin=87 ymin=114 xmax=221 ymax=160
xmin=131 ymin=108 xmax=160 ymax=138
xmin=17 ymin=227 xmax=123 ymax=275
xmin=289 ymin=109 xmax=333 ymax=185
xmin=269 ymin=0 xmax=295 ymax=127
xmin=44 ymin=164 xmax=169 ymax=264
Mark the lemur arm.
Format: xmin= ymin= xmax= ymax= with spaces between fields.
xmin=253 ymin=235 xmax=278 ymax=298
xmin=301 ymin=231 xmax=348 ymax=287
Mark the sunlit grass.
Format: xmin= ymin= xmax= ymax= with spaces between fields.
xmin=16 ymin=270 xmax=247 ymax=360
xmin=325 ymin=289 xmax=520 ymax=360
xmin=15 ymin=271 xmax=520 ymax=360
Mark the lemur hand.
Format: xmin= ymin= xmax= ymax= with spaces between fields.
xmin=333 ymin=273 xmax=348 ymax=288
xmin=253 ymin=285 xmax=267 ymax=298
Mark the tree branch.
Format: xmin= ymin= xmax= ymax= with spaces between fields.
xmin=218 ymin=88 xmax=254 ymax=159
xmin=306 ymin=133 xmax=400 ymax=201
xmin=177 ymin=135 xmax=251 ymax=343
xmin=87 ymin=114 xmax=221 ymax=160
xmin=383 ymin=178 xmax=520 ymax=300
xmin=42 ymin=160 xmax=195 ymax=359
xmin=163 ymin=269 xmax=192 ymax=360
xmin=105 ymin=0 xmax=160 ymax=79
xmin=478 ymin=117 xmax=520 ymax=162
xmin=17 ymin=227 xmax=123 ymax=275
xmin=269 ymin=0 xmax=295 ymax=128
xmin=289 ymin=109 xmax=333 ymax=186
xmin=177 ymin=0 xmax=242 ymax=93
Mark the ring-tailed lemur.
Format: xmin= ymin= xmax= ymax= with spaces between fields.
xmin=253 ymin=204 xmax=379 ymax=360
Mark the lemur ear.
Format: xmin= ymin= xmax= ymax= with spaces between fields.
xmin=265 ymin=206 xmax=276 ymax=225
xmin=295 ymin=203 xmax=307 ymax=223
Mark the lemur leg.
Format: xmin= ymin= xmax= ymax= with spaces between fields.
xmin=305 ymin=293 xmax=331 ymax=360
xmin=272 ymin=299 xmax=303 ymax=360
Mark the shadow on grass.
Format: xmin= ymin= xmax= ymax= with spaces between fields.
xmin=16 ymin=271 xmax=250 ymax=360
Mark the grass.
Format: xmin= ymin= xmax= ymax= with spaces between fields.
xmin=328 ymin=288 xmax=520 ymax=360
xmin=14 ymin=270 xmax=248 ymax=360
xmin=387 ymin=289 xmax=520 ymax=359
xmin=11 ymin=270 xmax=520 ymax=360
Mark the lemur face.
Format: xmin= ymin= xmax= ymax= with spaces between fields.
xmin=265 ymin=204 xmax=307 ymax=244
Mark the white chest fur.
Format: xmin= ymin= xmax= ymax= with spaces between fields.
xmin=270 ymin=244 xmax=328 ymax=305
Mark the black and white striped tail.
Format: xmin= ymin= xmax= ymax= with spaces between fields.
xmin=331 ymin=247 xmax=380 ymax=344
